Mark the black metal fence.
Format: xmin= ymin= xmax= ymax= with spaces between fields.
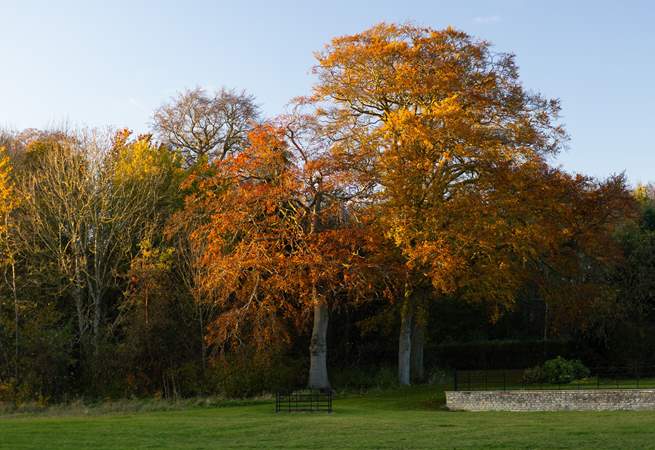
xmin=453 ymin=367 xmax=655 ymax=391
xmin=275 ymin=390 xmax=333 ymax=413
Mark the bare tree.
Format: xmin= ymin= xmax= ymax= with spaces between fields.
xmin=152 ymin=87 xmax=260 ymax=166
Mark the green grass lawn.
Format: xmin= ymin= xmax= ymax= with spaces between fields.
xmin=2 ymin=385 xmax=655 ymax=449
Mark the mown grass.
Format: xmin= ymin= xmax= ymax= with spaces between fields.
xmin=2 ymin=385 xmax=655 ymax=449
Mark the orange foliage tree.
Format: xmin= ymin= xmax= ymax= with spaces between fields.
xmin=173 ymin=122 xmax=364 ymax=389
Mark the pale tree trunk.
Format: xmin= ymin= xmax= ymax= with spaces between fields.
xmin=411 ymin=315 xmax=425 ymax=383
xmin=398 ymin=287 xmax=413 ymax=386
xmin=307 ymin=199 xmax=330 ymax=390
xmin=308 ymin=293 xmax=330 ymax=389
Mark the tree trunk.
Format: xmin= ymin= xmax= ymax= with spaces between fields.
xmin=307 ymin=199 xmax=330 ymax=390
xmin=91 ymin=287 xmax=102 ymax=354
xmin=73 ymin=251 xmax=87 ymax=349
xmin=10 ymin=259 xmax=18 ymax=381
xmin=308 ymin=297 xmax=330 ymax=389
xmin=543 ymin=302 xmax=549 ymax=359
xmin=398 ymin=287 xmax=413 ymax=386
xmin=411 ymin=316 xmax=425 ymax=383
xmin=196 ymin=300 xmax=207 ymax=374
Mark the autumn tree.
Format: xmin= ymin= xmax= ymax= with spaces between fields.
xmin=174 ymin=120 xmax=363 ymax=389
xmin=153 ymin=87 xmax=260 ymax=166
xmin=308 ymin=23 xmax=614 ymax=384
xmin=164 ymin=162 xmax=220 ymax=373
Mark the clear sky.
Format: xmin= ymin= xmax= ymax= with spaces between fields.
xmin=1 ymin=0 xmax=653 ymax=184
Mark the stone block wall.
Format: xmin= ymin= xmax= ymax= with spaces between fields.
xmin=446 ymin=389 xmax=655 ymax=411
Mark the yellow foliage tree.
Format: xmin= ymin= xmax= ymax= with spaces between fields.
xmin=0 ymin=148 xmax=17 ymax=235
xmin=310 ymin=23 xmax=630 ymax=384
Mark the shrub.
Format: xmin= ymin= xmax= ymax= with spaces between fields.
xmin=542 ymin=356 xmax=590 ymax=384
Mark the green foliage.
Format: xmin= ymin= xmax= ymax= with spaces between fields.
xmin=542 ymin=357 xmax=590 ymax=384
xmin=522 ymin=357 xmax=590 ymax=385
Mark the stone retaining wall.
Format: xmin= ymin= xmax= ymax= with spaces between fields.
xmin=446 ymin=389 xmax=655 ymax=411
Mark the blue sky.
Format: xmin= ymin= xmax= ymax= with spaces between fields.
xmin=1 ymin=0 xmax=653 ymax=184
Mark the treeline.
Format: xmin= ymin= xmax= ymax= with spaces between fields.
xmin=0 ymin=24 xmax=652 ymax=401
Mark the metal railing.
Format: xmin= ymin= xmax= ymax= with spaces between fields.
xmin=275 ymin=389 xmax=333 ymax=413
xmin=452 ymin=367 xmax=655 ymax=391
